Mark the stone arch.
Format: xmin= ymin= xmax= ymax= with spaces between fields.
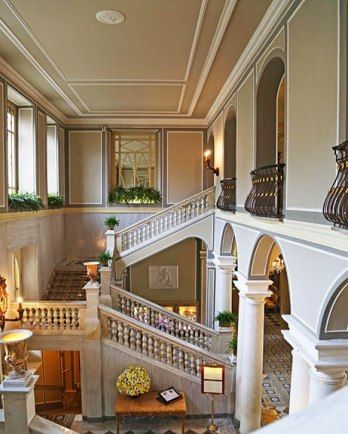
xmin=220 ymin=223 xmax=237 ymax=256
xmin=224 ymin=106 xmax=237 ymax=179
xmin=319 ymin=271 xmax=348 ymax=340
xmin=256 ymin=56 xmax=285 ymax=168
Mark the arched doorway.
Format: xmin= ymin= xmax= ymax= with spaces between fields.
xmin=204 ymin=133 xmax=215 ymax=189
xmin=224 ymin=107 xmax=237 ymax=179
xmin=220 ymin=224 xmax=238 ymax=314
xmin=249 ymin=234 xmax=292 ymax=420
xmin=256 ymin=56 xmax=285 ymax=168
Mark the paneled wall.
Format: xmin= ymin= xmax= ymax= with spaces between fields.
xmin=37 ymin=110 xmax=47 ymax=203
xmin=0 ymin=78 xmax=6 ymax=212
xmin=68 ymin=130 xmax=103 ymax=205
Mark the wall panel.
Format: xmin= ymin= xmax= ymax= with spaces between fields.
xmin=166 ymin=131 xmax=203 ymax=204
xmin=68 ymin=131 xmax=103 ymax=205
xmin=37 ymin=111 xmax=47 ymax=203
xmin=0 ymin=79 xmax=6 ymax=211
xmin=59 ymin=126 xmax=65 ymax=196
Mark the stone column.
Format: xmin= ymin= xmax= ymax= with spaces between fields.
xmin=105 ymin=229 xmax=116 ymax=256
xmin=213 ymin=254 xmax=236 ymax=325
xmin=308 ymin=368 xmax=347 ymax=404
xmin=234 ymin=290 xmax=246 ymax=422
xmin=99 ymin=266 xmax=112 ymax=307
xmin=239 ymin=279 xmax=272 ymax=434
xmin=289 ymin=348 xmax=310 ymax=414
xmin=205 ymin=254 xmax=216 ymax=329
xmin=81 ymin=282 xmax=103 ymax=419
xmin=0 ymin=375 xmax=39 ymax=434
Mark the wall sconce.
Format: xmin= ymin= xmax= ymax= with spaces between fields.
xmin=203 ymin=150 xmax=219 ymax=176
xmin=201 ymin=364 xmax=225 ymax=432
xmin=83 ymin=261 xmax=100 ymax=283
xmin=272 ymin=254 xmax=285 ymax=273
xmin=0 ymin=275 xmax=24 ymax=332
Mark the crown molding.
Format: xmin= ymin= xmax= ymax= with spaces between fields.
xmin=205 ymin=0 xmax=294 ymax=126
xmin=64 ymin=116 xmax=207 ymax=127
xmin=0 ymin=55 xmax=67 ymax=124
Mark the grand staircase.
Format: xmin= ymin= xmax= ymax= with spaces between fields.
xmin=42 ymin=267 xmax=89 ymax=301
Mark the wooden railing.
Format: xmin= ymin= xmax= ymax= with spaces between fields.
xmin=244 ymin=164 xmax=285 ymax=219
xmin=115 ymin=187 xmax=215 ymax=254
xmin=216 ymin=178 xmax=236 ymax=212
xmin=99 ymin=305 xmax=230 ymax=379
xmin=323 ymin=141 xmax=348 ymax=230
xmin=111 ymin=285 xmax=218 ymax=351
xmin=12 ymin=301 xmax=86 ymax=332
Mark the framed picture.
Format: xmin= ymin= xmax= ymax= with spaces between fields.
xmin=201 ymin=365 xmax=225 ymax=395
xmin=157 ymin=387 xmax=182 ymax=404
xmin=149 ymin=265 xmax=179 ymax=289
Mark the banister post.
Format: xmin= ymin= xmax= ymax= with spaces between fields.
xmin=105 ymin=228 xmax=116 ymax=256
xmin=99 ymin=266 xmax=112 ymax=307
xmin=81 ymin=281 xmax=103 ymax=419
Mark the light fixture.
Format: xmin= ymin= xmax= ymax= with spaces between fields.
xmin=0 ymin=275 xmax=24 ymax=332
xmin=0 ymin=329 xmax=33 ymax=379
xmin=201 ymin=364 xmax=225 ymax=432
xmin=95 ymin=10 xmax=125 ymax=25
xmin=203 ymin=150 xmax=219 ymax=176
xmin=272 ymin=254 xmax=285 ymax=273
xmin=83 ymin=262 xmax=100 ymax=283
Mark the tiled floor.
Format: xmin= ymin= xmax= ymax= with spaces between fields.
xmin=71 ymin=415 xmax=236 ymax=434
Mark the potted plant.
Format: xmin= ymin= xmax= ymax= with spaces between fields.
xmin=108 ymin=185 xmax=162 ymax=206
xmin=227 ymin=336 xmax=238 ymax=363
xmin=8 ymin=192 xmax=44 ymax=212
xmin=104 ymin=216 xmax=119 ymax=231
xmin=47 ymin=193 xmax=65 ymax=209
xmin=116 ymin=365 xmax=151 ymax=398
xmin=214 ymin=310 xmax=238 ymax=328
xmin=98 ymin=250 xmax=112 ymax=267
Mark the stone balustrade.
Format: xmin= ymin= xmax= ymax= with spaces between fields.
xmin=115 ymin=187 xmax=215 ymax=254
xmin=99 ymin=305 xmax=230 ymax=379
xmin=111 ymin=285 xmax=218 ymax=351
xmin=11 ymin=301 xmax=86 ymax=332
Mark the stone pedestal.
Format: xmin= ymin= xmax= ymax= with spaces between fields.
xmin=0 ymin=374 xmax=38 ymax=434
xmin=308 ymin=369 xmax=347 ymax=404
xmin=289 ymin=348 xmax=310 ymax=414
xmin=99 ymin=266 xmax=112 ymax=307
xmin=105 ymin=229 xmax=116 ymax=256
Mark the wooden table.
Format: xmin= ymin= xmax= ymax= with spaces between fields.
xmin=115 ymin=391 xmax=187 ymax=434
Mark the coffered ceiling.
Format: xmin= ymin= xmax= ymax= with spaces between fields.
xmin=0 ymin=0 xmax=272 ymax=121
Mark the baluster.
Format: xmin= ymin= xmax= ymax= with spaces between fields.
xmin=154 ymin=338 xmax=160 ymax=360
xmin=71 ymin=308 xmax=78 ymax=330
xmin=120 ymin=297 xmax=126 ymax=314
xmin=39 ymin=308 xmax=46 ymax=330
xmin=160 ymin=342 xmax=166 ymax=362
xmin=111 ymin=319 xmax=117 ymax=340
xmin=196 ymin=358 xmax=201 ymax=377
xmin=178 ymin=350 xmax=184 ymax=370
xmin=32 ymin=308 xmax=39 ymax=329
xmin=129 ymin=328 xmax=135 ymax=350
xmin=166 ymin=343 xmax=172 ymax=365
xmin=125 ymin=298 xmax=131 ymax=316
xmin=206 ymin=335 xmax=212 ymax=351
xmin=47 ymin=308 xmax=52 ymax=330
xmin=148 ymin=336 xmax=154 ymax=357
xmin=117 ymin=322 xmax=124 ymax=345
xmin=172 ymin=347 xmax=178 ymax=368
xmin=136 ymin=331 xmax=142 ymax=352
xmin=142 ymin=334 xmax=148 ymax=355
xmin=194 ymin=329 xmax=200 ymax=346
xmin=199 ymin=333 xmax=205 ymax=349
xmin=130 ymin=300 xmax=136 ymax=318
xmin=150 ymin=309 xmax=155 ymax=326
xmin=190 ymin=354 xmax=196 ymax=375
xmin=52 ymin=308 xmax=59 ymax=330
xmin=184 ymin=353 xmax=189 ymax=372
xmin=22 ymin=308 xmax=28 ymax=329
xmin=124 ymin=325 xmax=129 ymax=348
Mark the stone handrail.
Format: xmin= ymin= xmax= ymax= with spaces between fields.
xmin=11 ymin=301 xmax=86 ymax=332
xmin=115 ymin=187 xmax=215 ymax=254
xmin=99 ymin=305 xmax=230 ymax=379
xmin=111 ymin=285 xmax=218 ymax=351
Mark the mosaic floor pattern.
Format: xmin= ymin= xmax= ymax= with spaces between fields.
xmin=262 ymin=313 xmax=292 ymax=417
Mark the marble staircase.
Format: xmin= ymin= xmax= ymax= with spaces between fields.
xmin=42 ymin=267 xmax=89 ymax=301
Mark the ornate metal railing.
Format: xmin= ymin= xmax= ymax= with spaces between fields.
xmin=115 ymin=187 xmax=215 ymax=254
xmin=111 ymin=285 xmax=218 ymax=351
xmin=323 ymin=141 xmax=348 ymax=230
xmin=99 ymin=305 xmax=231 ymax=380
xmin=244 ymin=164 xmax=285 ymax=219
xmin=216 ymin=178 xmax=236 ymax=212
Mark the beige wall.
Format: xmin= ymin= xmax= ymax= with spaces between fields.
xmin=129 ymin=238 xmax=197 ymax=304
xmin=0 ymin=79 xmax=5 ymax=211
xmin=286 ymin=0 xmax=338 ymax=211
xmin=37 ymin=111 xmax=47 ymax=203
xmin=166 ymin=131 xmax=203 ymax=203
xmin=69 ymin=131 xmax=103 ymax=205
xmin=59 ymin=127 xmax=65 ymax=196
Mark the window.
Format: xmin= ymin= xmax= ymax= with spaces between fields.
xmin=46 ymin=119 xmax=59 ymax=194
xmin=113 ymin=131 xmax=157 ymax=188
xmin=7 ymin=102 xmax=17 ymax=193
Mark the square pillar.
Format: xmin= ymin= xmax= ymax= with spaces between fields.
xmin=99 ymin=266 xmax=112 ymax=307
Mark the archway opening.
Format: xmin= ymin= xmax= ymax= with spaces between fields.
xmin=224 ymin=108 xmax=237 ymax=179
xmin=249 ymin=235 xmax=292 ymax=420
xmin=320 ymin=279 xmax=348 ymax=339
xmin=256 ymin=57 xmax=285 ymax=168
xmin=220 ymin=224 xmax=238 ymax=315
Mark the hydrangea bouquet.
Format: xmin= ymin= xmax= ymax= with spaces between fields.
xmin=116 ymin=365 xmax=151 ymax=397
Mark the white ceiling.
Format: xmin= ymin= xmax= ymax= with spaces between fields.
xmin=0 ymin=0 xmax=272 ymax=121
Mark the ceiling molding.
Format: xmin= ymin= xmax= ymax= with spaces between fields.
xmin=188 ymin=0 xmax=238 ymax=116
xmin=63 ymin=116 xmax=207 ymax=127
xmin=205 ymin=0 xmax=293 ymax=126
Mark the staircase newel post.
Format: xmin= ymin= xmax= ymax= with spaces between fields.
xmin=99 ymin=266 xmax=112 ymax=307
xmin=105 ymin=228 xmax=116 ymax=256
xmin=81 ymin=281 xmax=103 ymax=420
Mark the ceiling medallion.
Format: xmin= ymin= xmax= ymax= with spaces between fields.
xmin=95 ymin=10 xmax=125 ymax=25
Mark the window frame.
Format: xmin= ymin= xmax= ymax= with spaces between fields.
xmin=6 ymin=100 xmax=18 ymax=194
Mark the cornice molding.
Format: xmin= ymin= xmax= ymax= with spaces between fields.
xmin=63 ymin=116 xmax=207 ymax=127
xmin=205 ymin=0 xmax=294 ymax=126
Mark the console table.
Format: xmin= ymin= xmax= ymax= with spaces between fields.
xmin=115 ymin=391 xmax=187 ymax=434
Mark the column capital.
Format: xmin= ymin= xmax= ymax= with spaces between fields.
xmin=212 ymin=252 xmax=237 ymax=271
xmin=309 ymin=367 xmax=347 ymax=384
xmin=234 ymin=272 xmax=272 ymax=299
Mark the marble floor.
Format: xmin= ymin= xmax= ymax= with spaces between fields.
xmin=71 ymin=415 xmax=236 ymax=434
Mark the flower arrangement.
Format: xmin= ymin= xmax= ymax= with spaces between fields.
xmin=116 ymin=365 xmax=151 ymax=397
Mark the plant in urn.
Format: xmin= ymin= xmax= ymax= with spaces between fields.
xmin=0 ymin=329 xmax=33 ymax=379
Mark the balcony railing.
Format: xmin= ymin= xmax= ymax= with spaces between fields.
xmin=216 ymin=178 xmax=236 ymax=212
xmin=244 ymin=164 xmax=285 ymax=219
xmin=323 ymin=141 xmax=348 ymax=230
